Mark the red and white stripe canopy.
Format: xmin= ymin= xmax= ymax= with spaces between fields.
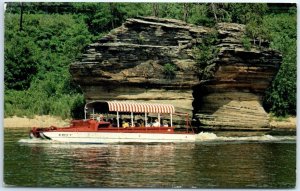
xmin=106 ymin=101 xmax=175 ymax=114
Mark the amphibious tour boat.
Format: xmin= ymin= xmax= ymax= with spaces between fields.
xmin=29 ymin=101 xmax=196 ymax=143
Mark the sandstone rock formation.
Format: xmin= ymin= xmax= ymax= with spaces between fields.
xmin=70 ymin=17 xmax=281 ymax=130
xmin=193 ymin=23 xmax=281 ymax=130
xmin=70 ymin=17 xmax=207 ymax=115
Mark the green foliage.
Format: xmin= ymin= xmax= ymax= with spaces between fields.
xmin=5 ymin=14 xmax=92 ymax=86
xmin=4 ymin=88 xmax=84 ymax=119
xmin=72 ymin=3 xmax=151 ymax=36
xmin=271 ymin=115 xmax=289 ymax=122
xmin=192 ymin=31 xmax=219 ymax=80
xmin=159 ymin=3 xmax=189 ymax=21
xmin=228 ymin=3 xmax=268 ymax=24
xmin=137 ymin=33 xmax=145 ymax=44
xmin=4 ymin=32 xmax=39 ymax=90
xmin=188 ymin=4 xmax=214 ymax=26
xmin=163 ymin=63 xmax=176 ymax=80
xmin=4 ymin=12 xmax=92 ymax=119
xmin=4 ymin=2 xmax=297 ymax=118
xmin=188 ymin=3 xmax=268 ymax=26
xmin=70 ymin=95 xmax=86 ymax=119
xmin=263 ymin=11 xmax=296 ymax=116
xmin=242 ymin=4 xmax=271 ymax=47
xmin=4 ymin=71 xmax=85 ymax=119
xmin=241 ymin=36 xmax=252 ymax=51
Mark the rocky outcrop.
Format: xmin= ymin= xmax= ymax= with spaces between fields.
xmin=193 ymin=23 xmax=281 ymax=129
xmin=70 ymin=17 xmax=281 ymax=130
xmin=70 ymin=17 xmax=209 ymax=115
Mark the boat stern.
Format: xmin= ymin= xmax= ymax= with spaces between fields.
xmin=29 ymin=127 xmax=55 ymax=140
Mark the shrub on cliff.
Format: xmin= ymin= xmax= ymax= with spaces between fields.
xmin=192 ymin=31 xmax=219 ymax=80
xmin=163 ymin=63 xmax=177 ymax=80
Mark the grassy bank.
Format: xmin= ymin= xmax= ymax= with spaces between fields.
xmin=269 ymin=115 xmax=296 ymax=129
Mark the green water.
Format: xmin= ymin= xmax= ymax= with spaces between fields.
xmin=4 ymin=128 xmax=296 ymax=188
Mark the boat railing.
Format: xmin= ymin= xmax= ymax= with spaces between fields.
xmin=89 ymin=112 xmax=194 ymax=134
xmin=172 ymin=112 xmax=194 ymax=134
xmin=84 ymin=101 xmax=194 ymax=133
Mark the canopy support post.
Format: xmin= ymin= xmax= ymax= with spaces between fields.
xmin=117 ymin=111 xmax=120 ymax=128
xmin=145 ymin=112 xmax=147 ymax=127
xmin=158 ymin=113 xmax=161 ymax=126
xmin=92 ymin=109 xmax=95 ymax=120
xmin=170 ymin=113 xmax=173 ymax=127
xmin=131 ymin=112 xmax=134 ymax=127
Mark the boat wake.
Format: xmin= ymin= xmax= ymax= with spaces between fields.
xmin=18 ymin=132 xmax=296 ymax=146
xmin=18 ymin=138 xmax=58 ymax=144
xmin=18 ymin=138 xmax=112 ymax=149
xmin=195 ymin=132 xmax=296 ymax=143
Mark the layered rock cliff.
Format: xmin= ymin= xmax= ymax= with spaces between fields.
xmin=70 ymin=17 xmax=207 ymax=115
xmin=70 ymin=17 xmax=281 ymax=130
xmin=193 ymin=23 xmax=281 ymax=129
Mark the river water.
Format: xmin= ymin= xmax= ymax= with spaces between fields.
xmin=4 ymin=128 xmax=296 ymax=188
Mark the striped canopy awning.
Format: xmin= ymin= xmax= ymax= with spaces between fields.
xmin=107 ymin=101 xmax=175 ymax=114
xmin=86 ymin=101 xmax=175 ymax=114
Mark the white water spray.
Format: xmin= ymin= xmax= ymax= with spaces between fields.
xmin=195 ymin=132 xmax=295 ymax=142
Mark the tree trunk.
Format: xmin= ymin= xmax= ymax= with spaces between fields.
xmin=183 ymin=3 xmax=190 ymax=22
xmin=152 ymin=3 xmax=159 ymax=17
xmin=211 ymin=3 xmax=218 ymax=23
xmin=109 ymin=3 xmax=115 ymax=29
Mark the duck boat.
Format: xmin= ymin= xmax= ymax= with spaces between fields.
xmin=29 ymin=101 xmax=196 ymax=143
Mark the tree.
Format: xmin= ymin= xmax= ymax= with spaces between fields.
xmin=263 ymin=10 xmax=296 ymax=116
xmin=183 ymin=3 xmax=190 ymax=22
xmin=188 ymin=4 xmax=213 ymax=26
xmin=228 ymin=3 xmax=268 ymax=24
xmin=192 ymin=31 xmax=219 ymax=80
xmin=152 ymin=3 xmax=159 ymax=17
xmin=4 ymin=8 xmax=93 ymax=118
xmin=4 ymin=32 xmax=39 ymax=90
xmin=210 ymin=3 xmax=218 ymax=22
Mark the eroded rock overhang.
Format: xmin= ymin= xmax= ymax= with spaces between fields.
xmin=70 ymin=17 xmax=281 ymax=129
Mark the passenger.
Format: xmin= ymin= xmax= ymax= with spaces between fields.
xmin=145 ymin=119 xmax=152 ymax=127
xmin=112 ymin=118 xmax=118 ymax=127
xmin=140 ymin=120 xmax=145 ymax=127
xmin=137 ymin=119 xmax=144 ymax=127
xmin=100 ymin=114 xmax=104 ymax=121
xmin=96 ymin=114 xmax=104 ymax=122
xmin=122 ymin=121 xmax=129 ymax=128
xmin=163 ymin=120 xmax=169 ymax=127
xmin=152 ymin=118 xmax=160 ymax=127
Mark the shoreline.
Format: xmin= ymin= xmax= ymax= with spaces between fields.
xmin=4 ymin=115 xmax=71 ymax=128
xmin=269 ymin=116 xmax=296 ymax=130
xmin=3 ymin=115 xmax=296 ymax=131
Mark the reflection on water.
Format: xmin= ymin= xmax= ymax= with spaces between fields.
xmin=4 ymin=128 xmax=296 ymax=188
